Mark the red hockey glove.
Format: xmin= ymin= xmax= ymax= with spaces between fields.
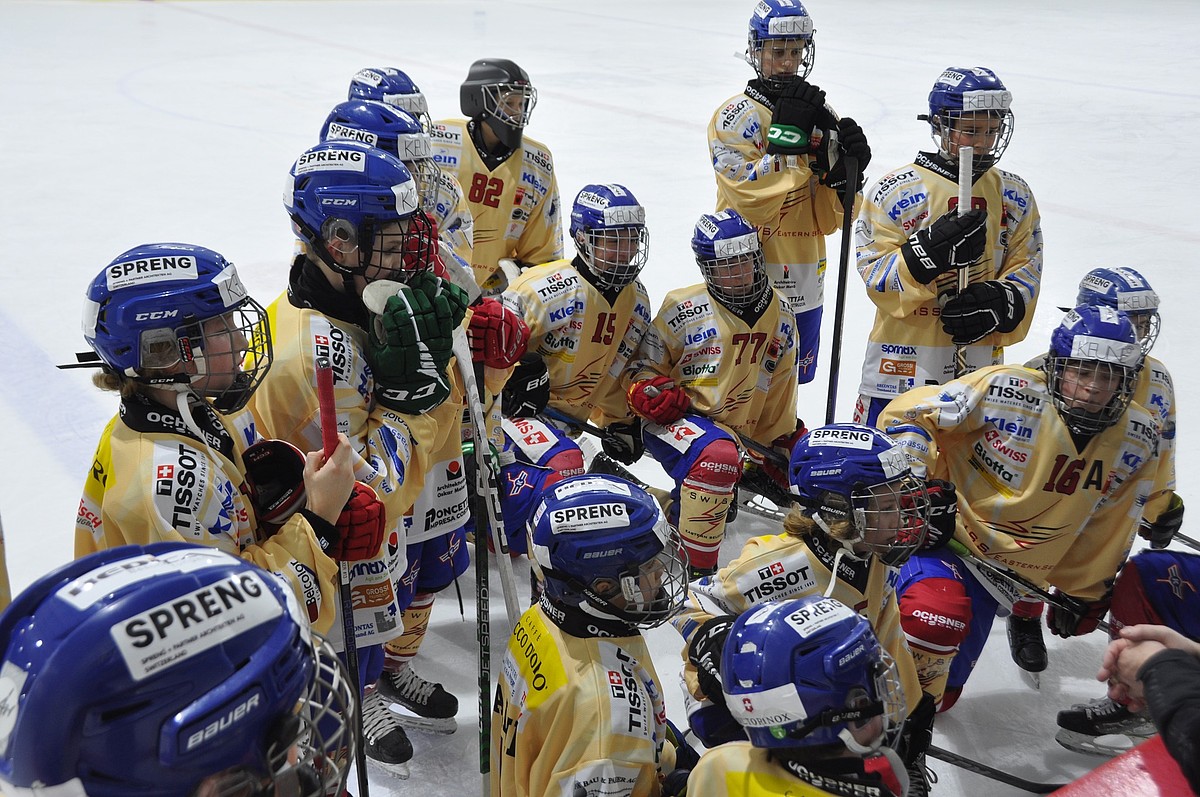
xmin=467 ymin=297 xmax=529 ymax=368
xmin=628 ymin=376 xmax=690 ymax=425
xmin=242 ymin=439 xmax=307 ymax=525
xmin=765 ymin=420 xmax=808 ymax=489
xmin=1047 ymin=588 xmax=1111 ymax=638
xmin=331 ymin=483 xmax=386 ymax=562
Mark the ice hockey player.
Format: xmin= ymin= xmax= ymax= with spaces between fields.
xmin=247 ymin=139 xmax=469 ymax=776
xmin=879 ymin=305 xmax=1167 ymax=713
xmin=491 ymin=474 xmax=690 ymax=797
xmin=624 ymin=209 xmax=800 ymax=575
xmin=686 ymin=595 xmax=912 ymax=797
xmin=0 ymin=542 xmax=358 ymax=797
xmin=348 ymin=65 xmax=433 ymax=131
xmin=854 ymin=66 xmax=1043 ymax=427
xmin=710 ymin=0 xmax=871 ymax=384
xmin=321 ymin=98 xmax=475 ymax=265
xmin=1009 ymin=266 xmax=1180 ymax=678
xmin=431 ymin=58 xmax=563 ymax=293
xmin=675 ymin=423 xmax=952 ymax=792
xmin=72 ymin=242 xmax=381 ymax=638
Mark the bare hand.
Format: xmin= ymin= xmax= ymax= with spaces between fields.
xmin=303 ymin=433 xmax=356 ymax=523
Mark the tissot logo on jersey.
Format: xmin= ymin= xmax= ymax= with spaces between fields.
xmin=740 ymin=561 xmax=817 ymax=603
xmin=154 ymin=444 xmax=207 ymax=531
xmin=312 ymin=326 xmax=351 ymax=385
xmin=534 ymin=272 xmax=579 ymax=299
xmin=665 ymin=300 xmax=712 ymax=332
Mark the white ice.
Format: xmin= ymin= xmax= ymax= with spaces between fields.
xmin=2 ymin=0 xmax=1196 ymax=794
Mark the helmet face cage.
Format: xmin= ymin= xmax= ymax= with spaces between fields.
xmin=692 ymin=210 xmax=769 ymax=311
xmin=928 ymin=67 xmax=1014 ymax=171
xmin=1044 ymin=305 xmax=1143 ymax=435
xmin=1076 ymin=267 xmax=1161 ymax=354
xmin=482 ymin=82 xmax=537 ymax=130
xmin=848 ymin=474 xmax=929 ymax=568
xmin=177 ymin=298 xmax=273 ymax=414
xmin=570 ymin=184 xmax=650 ymax=291
xmin=747 ymin=0 xmax=816 ymax=89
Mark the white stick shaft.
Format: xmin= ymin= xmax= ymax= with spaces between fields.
xmin=957 ymin=145 xmax=973 ymax=217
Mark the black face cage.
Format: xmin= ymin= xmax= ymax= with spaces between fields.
xmin=577 ymin=529 xmax=689 ymax=629
xmin=932 ymin=110 xmax=1014 ymax=172
xmin=1044 ymin=356 xmax=1138 ymax=435
xmin=578 ymin=225 xmax=650 ymax=291
xmin=1130 ymin=310 xmax=1161 ymax=355
xmin=700 ymin=250 xmax=769 ymax=311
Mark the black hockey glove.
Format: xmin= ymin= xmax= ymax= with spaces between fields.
xmin=896 ymin=692 xmax=936 ymax=767
xmin=1047 ymin=589 xmax=1111 ymax=638
xmin=766 ymin=79 xmax=828 ymax=156
xmin=1139 ymin=493 xmax=1184 ymax=550
xmin=921 ymin=479 xmax=958 ymax=552
xmin=940 ymin=280 xmax=1026 ymax=345
xmin=901 ymin=208 xmax=987 ymax=285
xmin=818 ymin=117 xmax=871 ymax=202
xmin=661 ymin=769 xmax=691 ymax=797
xmin=687 ymin=615 xmax=737 ymax=700
xmin=501 ymin=353 xmax=550 ymax=418
xmin=600 ymin=419 xmax=644 ymax=466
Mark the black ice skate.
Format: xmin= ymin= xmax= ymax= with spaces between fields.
xmin=377 ymin=665 xmax=459 ymax=735
xmin=1055 ymin=696 xmax=1156 ymax=757
xmin=1006 ymin=614 xmax=1048 ymax=678
xmin=906 ymin=753 xmax=937 ymax=797
xmin=362 ymin=690 xmax=413 ymax=779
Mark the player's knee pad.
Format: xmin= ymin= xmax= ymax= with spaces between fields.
xmin=900 ymin=577 xmax=973 ymax=655
xmin=1110 ymin=558 xmax=1162 ymax=630
xmin=545 ymin=447 xmax=585 ymax=479
xmin=686 ymin=438 xmax=740 ymax=493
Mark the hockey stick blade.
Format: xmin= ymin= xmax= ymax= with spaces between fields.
xmin=926 ymin=745 xmax=1066 ymax=793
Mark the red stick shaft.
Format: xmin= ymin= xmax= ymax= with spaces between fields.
xmin=315 ymin=357 xmax=338 ymax=458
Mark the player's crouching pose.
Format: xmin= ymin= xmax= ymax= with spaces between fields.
xmin=880 ymin=306 xmax=1168 ymax=712
xmin=687 ymin=596 xmax=912 ymax=797
xmin=624 ymin=209 xmax=800 ymax=576
xmin=492 ymin=475 xmax=690 ymax=797
xmin=73 ymin=242 xmax=375 ymax=638
xmin=0 ymin=543 xmax=358 ymax=797
xmin=247 ymin=139 xmax=468 ymax=776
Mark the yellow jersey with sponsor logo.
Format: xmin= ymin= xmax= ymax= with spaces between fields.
xmin=856 ymin=154 xmax=1043 ymax=400
xmin=492 ymin=603 xmax=667 ymax=797
xmin=688 ymin=743 xmax=901 ymax=797
xmin=880 ymin=365 xmax=1163 ymax=600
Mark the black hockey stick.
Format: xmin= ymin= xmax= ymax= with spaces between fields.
xmin=927 ymin=745 xmax=1067 ymax=793
xmin=1171 ymin=531 xmax=1200 ymax=554
xmin=824 ymin=152 xmax=858 ymax=425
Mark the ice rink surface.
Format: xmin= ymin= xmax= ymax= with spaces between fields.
xmin=2 ymin=0 xmax=1197 ymax=793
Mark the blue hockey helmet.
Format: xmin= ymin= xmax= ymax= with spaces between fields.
xmin=527 ymin=474 xmax=688 ymax=628
xmin=347 ymin=66 xmax=432 ymax=131
xmin=459 ymin=58 xmax=537 ymax=151
xmin=1045 ymin=305 xmax=1143 ymax=435
xmin=788 ymin=424 xmax=930 ymax=567
xmin=1075 ymin=267 xmax=1161 ymax=354
xmin=82 ymin=243 xmax=271 ymax=413
xmin=691 ymin=209 xmax=769 ymax=311
xmin=722 ymin=596 xmax=906 ymax=752
xmin=569 ymin=183 xmax=650 ymax=291
xmin=747 ymin=0 xmax=816 ymax=88
xmin=0 ymin=542 xmax=355 ymax=797
xmin=925 ymin=67 xmax=1014 ymax=171
xmin=285 ymin=139 xmax=436 ymax=281
xmin=320 ymin=99 xmax=440 ymax=211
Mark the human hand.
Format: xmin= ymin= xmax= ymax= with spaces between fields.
xmin=303 ymin=433 xmax=356 ymax=524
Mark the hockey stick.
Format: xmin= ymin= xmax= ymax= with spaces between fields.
xmin=947 ymin=539 xmax=1113 ymax=634
xmin=316 ymin=357 xmax=370 ymax=797
xmin=952 ymin=145 xmax=974 ymax=378
xmin=824 ymin=153 xmax=858 ymax=425
xmin=926 ymin=745 xmax=1066 ymax=793
xmin=1170 ymin=531 xmax=1200 ymax=554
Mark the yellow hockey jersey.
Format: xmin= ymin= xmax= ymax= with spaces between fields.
xmin=688 ymin=743 xmax=901 ymax=797
xmin=879 ymin=365 xmax=1165 ymax=600
xmin=492 ymin=603 xmax=669 ymax=797
xmin=709 ymin=89 xmax=847 ymax=314
xmin=430 ymin=118 xmax=563 ymax=289
xmin=856 ymin=154 xmax=1043 ymax=399
xmin=427 ymin=166 xmax=475 ymax=266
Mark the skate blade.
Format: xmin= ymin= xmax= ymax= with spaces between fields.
xmin=366 ymin=756 xmax=411 ymax=780
xmin=389 ymin=703 xmax=458 ymax=736
xmin=1020 ymin=669 xmax=1041 ymax=689
xmin=737 ymin=494 xmax=789 ymax=522
xmin=1055 ymin=728 xmax=1152 ymax=758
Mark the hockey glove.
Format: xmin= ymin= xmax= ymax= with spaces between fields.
xmin=896 ymin=692 xmax=936 ymax=767
xmin=1047 ymin=588 xmax=1111 ymax=638
xmin=661 ymin=769 xmax=690 ymax=797
xmin=688 ymin=615 xmax=737 ymax=701
xmin=329 ymin=482 xmax=386 ymax=562
xmin=818 ymin=117 xmax=871 ymax=202
xmin=921 ymin=479 xmax=958 ymax=552
xmin=766 ymin=79 xmax=828 ymax=156
xmin=629 ymin=376 xmax=690 ymax=425
xmin=901 ymin=207 xmax=987 ymax=285
xmin=467 ymin=297 xmax=529 ymax=368
xmin=759 ymin=420 xmax=808 ymax=498
xmin=1139 ymin=493 xmax=1184 ymax=550
xmin=940 ymin=280 xmax=1026 ymax=345
xmin=501 ymin=353 xmax=550 ymax=417
xmin=600 ymin=419 xmax=644 ymax=465
xmin=242 ymin=439 xmax=306 ymax=525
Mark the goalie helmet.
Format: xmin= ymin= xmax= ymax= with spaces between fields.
xmin=527 ymin=474 xmax=688 ymax=629
xmin=722 ymin=595 xmax=906 ymax=753
xmin=926 ymin=66 xmax=1014 ymax=172
xmin=692 ymin=209 xmax=769 ymax=311
xmin=1044 ymin=305 xmax=1143 ymax=435
xmin=788 ymin=423 xmax=930 ymax=567
xmin=320 ymin=99 xmax=441 ymax=211
xmin=0 ymin=542 xmax=355 ymax=797
xmin=82 ymin=243 xmax=271 ymax=413
xmin=747 ymin=0 xmax=816 ymax=90
xmin=347 ymin=66 xmax=432 ymax=132
xmin=286 ymin=139 xmax=436 ymax=282
xmin=459 ymin=58 xmax=537 ymax=151
xmin=569 ymin=183 xmax=650 ymax=291
xmin=1075 ymin=267 xmax=1161 ymax=354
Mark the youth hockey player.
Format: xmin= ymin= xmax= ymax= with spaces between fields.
xmin=0 ymin=542 xmax=358 ymax=797
xmin=674 ymin=424 xmax=950 ymax=791
xmin=432 ymin=57 xmax=563 ymax=293
xmin=247 ymin=139 xmax=470 ymax=776
xmin=1008 ymin=266 xmax=1180 ymax=676
xmin=879 ymin=305 xmax=1166 ymax=712
xmin=625 ymin=209 xmax=799 ymax=574
xmin=686 ymin=596 xmax=911 ymax=797
xmin=73 ymin=242 xmax=377 ymax=638
xmin=491 ymin=474 xmax=689 ymax=797
xmin=709 ymin=0 xmax=871 ymax=384
xmin=349 ymin=65 xmax=433 ymax=131
xmin=854 ymin=66 xmax=1043 ymax=426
